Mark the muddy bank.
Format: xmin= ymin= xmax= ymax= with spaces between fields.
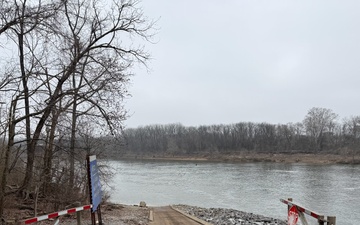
xmin=113 ymin=153 xmax=360 ymax=164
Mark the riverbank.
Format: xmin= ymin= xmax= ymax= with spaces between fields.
xmin=10 ymin=203 xmax=286 ymax=225
xmin=101 ymin=204 xmax=287 ymax=225
xmin=4 ymin=203 xmax=150 ymax=225
xmin=114 ymin=152 xmax=360 ymax=164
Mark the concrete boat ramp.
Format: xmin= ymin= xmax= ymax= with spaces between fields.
xmin=149 ymin=206 xmax=211 ymax=225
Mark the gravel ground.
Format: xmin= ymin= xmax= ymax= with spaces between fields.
xmin=11 ymin=204 xmax=150 ymax=225
xmin=98 ymin=204 xmax=150 ymax=225
xmin=6 ymin=203 xmax=286 ymax=225
xmin=172 ymin=205 xmax=287 ymax=225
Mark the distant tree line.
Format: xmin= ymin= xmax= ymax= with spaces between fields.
xmin=118 ymin=107 xmax=360 ymax=156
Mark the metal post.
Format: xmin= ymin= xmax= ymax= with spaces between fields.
xmin=87 ymin=156 xmax=96 ymax=225
xmin=91 ymin=213 xmax=96 ymax=225
xmin=327 ymin=216 xmax=336 ymax=225
xmin=97 ymin=205 xmax=103 ymax=225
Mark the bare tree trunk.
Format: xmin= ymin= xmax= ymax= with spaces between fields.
xmin=42 ymin=109 xmax=59 ymax=194
xmin=18 ymin=0 xmax=33 ymax=195
xmin=0 ymin=100 xmax=17 ymax=220
xmin=15 ymin=0 xmax=154 ymax=195
xmin=69 ymin=96 xmax=77 ymax=189
xmin=20 ymin=56 xmax=79 ymax=193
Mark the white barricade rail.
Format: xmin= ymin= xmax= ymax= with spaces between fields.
xmin=280 ymin=198 xmax=336 ymax=225
xmin=280 ymin=199 xmax=322 ymax=220
xmin=23 ymin=204 xmax=92 ymax=224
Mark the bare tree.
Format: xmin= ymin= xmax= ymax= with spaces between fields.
xmin=14 ymin=0 xmax=154 ymax=194
xmin=343 ymin=116 xmax=360 ymax=162
xmin=303 ymin=107 xmax=338 ymax=151
xmin=0 ymin=0 xmax=155 ymax=218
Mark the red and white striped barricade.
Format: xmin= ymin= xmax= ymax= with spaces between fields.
xmin=280 ymin=198 xmax=336 ymax=225
xmin=22 ymin=204 xmax=92 ymax=224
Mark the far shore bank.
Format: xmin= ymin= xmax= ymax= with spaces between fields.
xmin=106 ymin=153 xmax=360 ymax=164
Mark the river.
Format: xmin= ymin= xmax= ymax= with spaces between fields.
xmin=108 ymin=160 xmax=360 ymax=225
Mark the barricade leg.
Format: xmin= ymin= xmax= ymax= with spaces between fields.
xmin=53 ymin=218 xmax=60 ymax=225
xmin=298 ymin=211 xmax=308 ymax=225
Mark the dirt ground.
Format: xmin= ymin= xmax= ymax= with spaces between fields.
xmin=98 ymin=204 xmax=150 ymax=225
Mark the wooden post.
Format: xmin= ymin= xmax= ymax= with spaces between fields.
xmin=318 ymin=215 xmax=325 ymax=225
xmin=75 ymin=201 xmax=81 ymax=225
xmin=15 ymin=215 xmax=19 ymax=225
xmin=76 ymin=211 xmax=81 ymax=225
xmin=287 ymin=198 xmax=293 ymax=212
xmin=327 ymin=216 xmax=336 ymax=225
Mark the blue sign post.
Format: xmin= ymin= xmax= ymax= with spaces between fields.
xmin=87 ymin=155 xmax=103 ymax=225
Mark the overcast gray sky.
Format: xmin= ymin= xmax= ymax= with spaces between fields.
xmin=125 ymin=0 xmax=360 ymax=128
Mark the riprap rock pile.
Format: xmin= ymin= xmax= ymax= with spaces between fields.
xmin=173 ymin=205 xmax=287 ymax=225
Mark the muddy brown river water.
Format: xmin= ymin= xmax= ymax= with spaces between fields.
xmin=108 ymin=160 xmax=360 ymax=225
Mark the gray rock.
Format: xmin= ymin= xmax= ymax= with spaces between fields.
xmin=139 ymin=201 xmax=146 ymax=207
xmin=172 ymin=205 xmax=287 ymax=225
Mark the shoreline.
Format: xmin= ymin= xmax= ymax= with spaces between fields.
xmin=108 ymin=153 xmax=360 ymax=164
xmin=10 ymin=203 xmax=287 ymax=225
